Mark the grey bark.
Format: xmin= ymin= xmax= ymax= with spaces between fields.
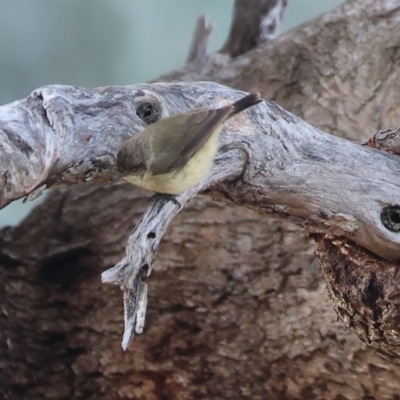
xmin=366 ymin=127 xmax=400 ymax=155
xmin=1 ymin=0 xmax=400 ymax=399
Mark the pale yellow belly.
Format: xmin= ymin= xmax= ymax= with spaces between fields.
xmin=124 ymin=126 xmax=222 ymax=194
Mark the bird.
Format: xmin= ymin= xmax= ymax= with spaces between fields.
xmin=117 ymin=92 xmax=262 ymax=195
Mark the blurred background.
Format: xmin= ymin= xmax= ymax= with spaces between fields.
xmin=0 ymin=0 xmax=343 ymax=227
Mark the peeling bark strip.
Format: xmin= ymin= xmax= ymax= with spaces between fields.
xmin=366 ymin=127 xmax=400 ymax=155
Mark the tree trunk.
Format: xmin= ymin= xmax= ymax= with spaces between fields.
xmin=2 ymin=1 xmax=400 ymax=399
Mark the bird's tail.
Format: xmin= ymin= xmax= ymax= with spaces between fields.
xmin=226 ymin=92 xmax=262 ymax=119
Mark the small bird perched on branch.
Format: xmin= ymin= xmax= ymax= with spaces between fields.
xmin=117 ymin=92 xmax=262 ymax=195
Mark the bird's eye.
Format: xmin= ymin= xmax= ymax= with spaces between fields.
xmin=136 ymin=102 xmax=160 ymax=125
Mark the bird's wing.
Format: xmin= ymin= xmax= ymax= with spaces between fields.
xmin=149 ymin=108 xmax=228 ymax=175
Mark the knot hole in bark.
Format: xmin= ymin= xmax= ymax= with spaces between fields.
xmin=381 ymin=206 xmax=400 ymax=232
xmin=136 ymin=102 xmax=161 ymax=125
xmin=141 ymin=264 xmax=149 ymax=279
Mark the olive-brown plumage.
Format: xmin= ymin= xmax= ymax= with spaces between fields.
xmin=117 ymin=93 xmax=262 ymax=194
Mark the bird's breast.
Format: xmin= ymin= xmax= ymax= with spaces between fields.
xmin=124 ymin=126 xmax=222 ymax=194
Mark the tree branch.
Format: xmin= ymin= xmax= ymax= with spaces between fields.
xmin=186 ymin=14 xmax=213 ymax=63
xmin=220 ymin=0 xmax=288 ymax=57
xmin=2 ymin=81 xmax=400 ymax=347
xmin=102 ymin=148 xmax=246 ymax=349
xmin=2 ymin=82 xmax=399 ymax=260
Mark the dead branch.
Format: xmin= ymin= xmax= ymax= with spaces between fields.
xmin=102 ymin=148 xmax=246 ymax=349
xmin=186 ymin=14 xmax=213 ymax=63
xmin=220 ymin=0 xmax=288 ymax=57
xmin=2 ymin=82 xmax=399 ymax=258
xmin=2 ymin=80 xmax=399 ymax=348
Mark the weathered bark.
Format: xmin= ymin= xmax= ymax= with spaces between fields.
xmin=317 ymin=234 xmax=400 ymax=363
xmin=366 ymin=127 xmax=400 ymax=155
xmin=2 ymin=0 xmax=400 ymax=399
